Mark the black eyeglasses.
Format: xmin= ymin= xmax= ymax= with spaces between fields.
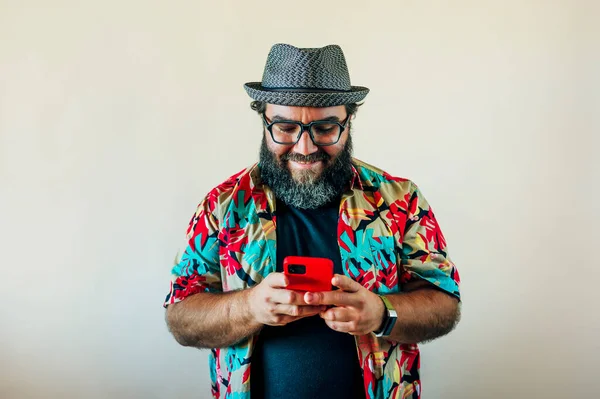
xmin=261 ymin=114 xmax=350 ymax=146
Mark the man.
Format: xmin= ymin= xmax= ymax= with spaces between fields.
xmin=164 ymin=44 xmax=461 ymax=399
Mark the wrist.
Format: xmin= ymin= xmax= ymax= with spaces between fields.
xmin=241 ymin=288 xmax=260 ymax=327
xmin=374 ymin=295 xmax=387 ymax=332
xmin=235 ymin=288 xmax=266 ymax=341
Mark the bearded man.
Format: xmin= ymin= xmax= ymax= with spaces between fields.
xmin=164 ymin=43 xmax=461 ymax=399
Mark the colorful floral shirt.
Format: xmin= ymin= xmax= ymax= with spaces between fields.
xmin=164 ymin=158 xmax=461 ymax=399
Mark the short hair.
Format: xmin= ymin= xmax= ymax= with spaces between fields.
xmin=250 ymin=101 xmax=362 ymax=117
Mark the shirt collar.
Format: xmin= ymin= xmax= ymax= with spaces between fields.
xmin=348 ymin=162 xmax=363 ymax=191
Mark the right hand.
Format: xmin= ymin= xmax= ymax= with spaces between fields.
xmin=248 ymin=272 xmax=326 ymax=326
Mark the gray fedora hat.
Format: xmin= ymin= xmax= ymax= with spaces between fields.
xmin=244 ymin=44 xmax=369 ymax=107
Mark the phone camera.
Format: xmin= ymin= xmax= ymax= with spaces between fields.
xmin=288 ymin=264 xmax=306 ymax=274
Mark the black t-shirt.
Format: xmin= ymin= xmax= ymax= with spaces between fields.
xmin=251 ymin=198 xmax=366 ymax=399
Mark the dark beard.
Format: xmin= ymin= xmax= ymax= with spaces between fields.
xmin=259 ymin=134 xmax=354 ymax=209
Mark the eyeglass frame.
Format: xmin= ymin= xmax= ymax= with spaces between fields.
xmin=261 ymin=113 xmax=351 ymax=146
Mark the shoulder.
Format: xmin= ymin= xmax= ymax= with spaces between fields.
xmin=201 ymin=163 xmax=259 ymax=215
xmin=352 ymin=158 xmax=418 ymax=197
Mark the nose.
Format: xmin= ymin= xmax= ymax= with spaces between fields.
xmin=292 ymin=128 xmax=318 ymax=155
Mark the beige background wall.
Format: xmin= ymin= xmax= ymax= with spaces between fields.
xmin=1 ymin=1 xmax=598 ymax=398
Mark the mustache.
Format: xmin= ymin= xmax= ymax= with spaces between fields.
xmin=281 ymin=151 xmax=330 ymax=163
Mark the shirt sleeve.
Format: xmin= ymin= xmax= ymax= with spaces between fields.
xmin=400 ymin=182 xmax=461 ymax=300
xmin=163 ymin=197 xmax=222 ymax=308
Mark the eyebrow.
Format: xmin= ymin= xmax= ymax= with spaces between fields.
xmin=270 ymin=114 xmax=343 ymax=123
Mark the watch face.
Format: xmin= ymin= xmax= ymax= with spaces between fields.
xmin=382 ymin=312 xmax=390 ymax=324
xmin=384 ymin=315 xmax=397 ymax=336
xmin=376 ymin=295 xmax=397 ymax=337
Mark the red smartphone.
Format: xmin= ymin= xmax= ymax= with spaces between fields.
xmin=283 ymin=256 xmax=334 ymax=292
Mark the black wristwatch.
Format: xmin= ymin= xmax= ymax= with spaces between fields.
xmin=374 ymin=295 xmax=397 ymax=337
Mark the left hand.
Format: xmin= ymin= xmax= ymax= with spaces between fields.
xmin=304 ymin=274 xmax=385 ymax=336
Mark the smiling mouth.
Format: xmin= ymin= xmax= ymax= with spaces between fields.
xmin=292 ymin=160 xmax=319 ymax=164
xmin=288 ymin=159 xmax=324 ymax=171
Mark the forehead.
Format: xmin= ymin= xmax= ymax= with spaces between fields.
xmin=265 ymin=104 xmax=346 ymax=121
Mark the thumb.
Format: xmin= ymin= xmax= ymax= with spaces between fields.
xmin=304 ymin=291 xmax=324 ymax=305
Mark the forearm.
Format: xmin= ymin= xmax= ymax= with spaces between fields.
xmin=166 ymin=290 xmax=262 ymax=349
xmin=384 ymin=289 xmax=460 ymax=344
